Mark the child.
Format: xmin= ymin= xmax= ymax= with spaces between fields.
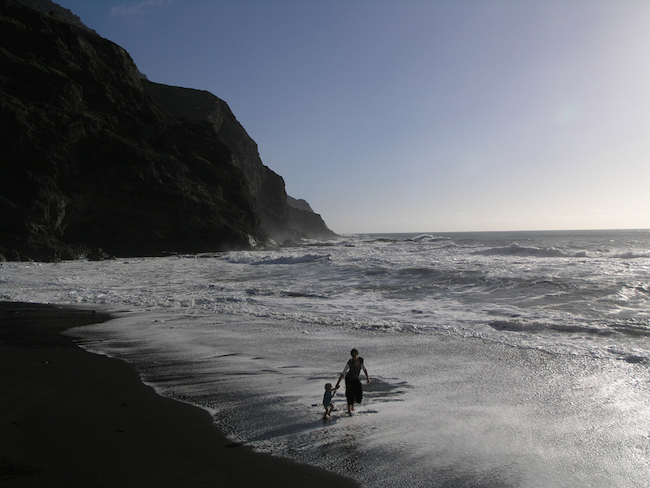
xmin=323 ymin=383 xmax=337 ymax=418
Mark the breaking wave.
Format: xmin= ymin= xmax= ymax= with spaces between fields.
xmin=223 ymin=253 xmax=330 ymax=265
xmin=250 ymin=254 xmax=330 ymax=265
xmin=474 ymin=243 xmax=589 ymax=258
xmin=610 ymin=251 xmax=650 ymax=259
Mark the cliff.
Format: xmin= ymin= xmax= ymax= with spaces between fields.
xmin=0 ymin=0 xmax=335 ymax=261
xmin=142 ymin=82 xmax=336 ymax=243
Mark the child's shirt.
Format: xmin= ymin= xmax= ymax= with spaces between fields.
xmin=323 ymin=390 xmax=335 ymax=406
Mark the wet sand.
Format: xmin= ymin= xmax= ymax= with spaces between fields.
xmin=0 ymin=302 xmax=360 ymax=487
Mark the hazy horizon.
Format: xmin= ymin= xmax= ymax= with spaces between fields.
xmin=57 ymin=0 xmax=650 ymax=234
xmin=344 ymin=227 xmax=650 ymax=236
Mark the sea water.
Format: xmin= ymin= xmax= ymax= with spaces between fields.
xmin=2 ymin=229 xmax=650 ymax=487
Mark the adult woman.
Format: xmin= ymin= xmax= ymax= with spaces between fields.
xmin=335 ymin=348 xmax=370 ymax=414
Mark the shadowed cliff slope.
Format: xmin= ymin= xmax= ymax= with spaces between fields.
xmin=0 ymin=1 xmax=335 ymax=261
xmin=142 ymin=81 xmax=336 ymax=243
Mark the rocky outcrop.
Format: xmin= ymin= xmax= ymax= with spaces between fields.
xmin=287 ymin=196 xmax=314 ymax=213
xmin=142 ymin=82 xmax=336 ymax=243
xmin=0 ymin=1 xmax=335 ymax=261
xmin=13 ymin=0 xmax=97 ymax=34
xmin=286 ymin=196 xmax=336 ymax=239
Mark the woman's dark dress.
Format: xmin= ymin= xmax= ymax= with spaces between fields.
xmin=344 ymin=357 xmax=364 ymax=405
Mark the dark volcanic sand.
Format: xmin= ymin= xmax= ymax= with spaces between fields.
xmin=0 ymin=302 xmax=360 ymax=487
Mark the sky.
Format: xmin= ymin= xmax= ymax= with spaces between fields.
xmin=58 ymin=0 xmax=650 ymax=234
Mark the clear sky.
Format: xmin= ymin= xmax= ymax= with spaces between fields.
xmin=59 ymin=0 xmax=649 ymax=234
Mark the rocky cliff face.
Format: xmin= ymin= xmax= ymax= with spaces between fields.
xmin=13 ymin=0 xmax=97 ymax=34
xmin=141 ymin=82 xmax=336 ymax=242
xmin=0 ymin=1 xmax=335 ymax=261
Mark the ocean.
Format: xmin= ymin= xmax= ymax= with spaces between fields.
xmin=2 ymin=229 xmax=650 ymax=487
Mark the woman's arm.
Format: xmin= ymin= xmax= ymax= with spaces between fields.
xmin=335 ymin=362 xmax=349 ymax=388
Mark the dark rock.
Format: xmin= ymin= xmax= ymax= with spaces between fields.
xmin=142 ymin=81 xmax=337 ymax=242
xmin=286 ymin=195 xmax=336 ymax=239
xmin=13 ymin=0 xmax=98 ymax=35
xmin=0 ymin=1 xmax=335 ymax=262
xmin=287 ymin=196 xmax=314 ymax=213
xmin=87 ymin=248 xmax=113 ymax=261
xmin=286 ymin=205 xmax=337 ymax=239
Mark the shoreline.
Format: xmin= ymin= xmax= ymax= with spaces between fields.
xmin=0 ymin=301 xmax=361 ymax=487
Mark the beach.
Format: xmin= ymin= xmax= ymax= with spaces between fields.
xmin=0 ymin=302 xmax=360 ymax=488
xmin=2 ymin=231 xmax=650 ymax=487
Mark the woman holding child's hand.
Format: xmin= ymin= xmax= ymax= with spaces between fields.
xmin=335 ymin=348 xmax=369 ymax=415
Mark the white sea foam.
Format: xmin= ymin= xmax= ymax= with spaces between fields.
xmin=474 ymin=243 xmax=591 ymax=258
xmin=250 ymin=253 xmax=331 ymax=265
xmin=611 ymin=251 xmax=650 ymax=259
